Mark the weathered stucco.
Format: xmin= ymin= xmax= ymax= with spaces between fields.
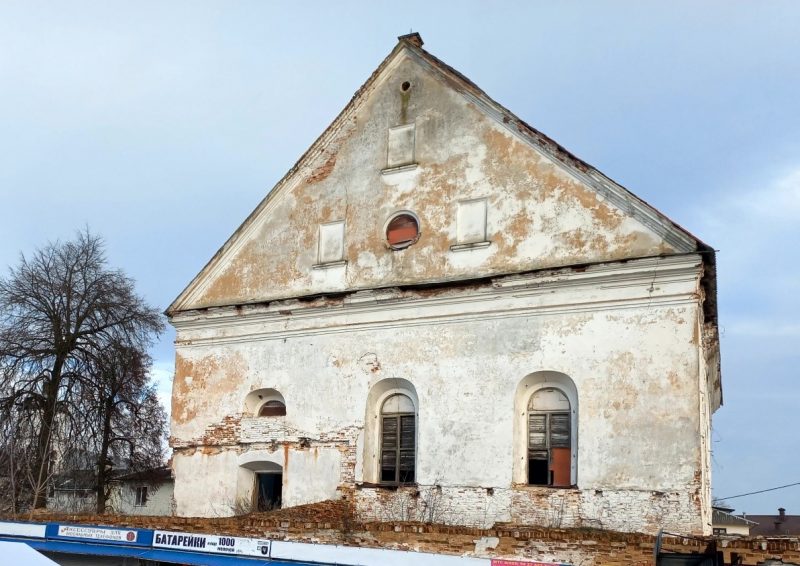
xmin=170 ymin=256 xmax=714 ymax=534
xmin=167 ymin=35 xmax=719 ymax=536
xmin=171 ymin=46 xmax=686 ymax=313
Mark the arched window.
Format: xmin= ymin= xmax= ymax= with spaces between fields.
xmin=258 ymin=400 xmax=286 ymax=417
xmin=380 ymin=393 xmax=416 ymax=484
xmin=527 ymin=388 xmax=571 ymax=486
xmin=244 ymin=388 xmax=286 ymax=417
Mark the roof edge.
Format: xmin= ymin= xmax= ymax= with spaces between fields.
xmin=166 ymin=37 xmax=417 ymax=316
xmin=167 ymin=34 xmax=718 ymax=327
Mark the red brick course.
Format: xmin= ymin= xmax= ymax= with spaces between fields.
xmin=13 ymin=502 xmax=800 ymax=566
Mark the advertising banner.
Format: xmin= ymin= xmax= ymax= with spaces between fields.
xmin=56 ymin=525 xmax=138 ymax=543
xmin=153 ymin=530 xmax=271 ymax=558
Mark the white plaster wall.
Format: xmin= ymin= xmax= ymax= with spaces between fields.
xmin=173 ymin=450 xmax=241 ymax=517
xmin=175 ymin=448 xmax=342 ymax=516
xmin=716 ymin=524 xmax=751 ymax=536
xmin=284 ymin=448 xmax=342 ymax=507
xmin=232 ymin=446 xmax=342 ymax=509
xmin=111 ymin=481 xmax=174 ymax=516
xmin=170 ymin=257 xmax=710 ymax=533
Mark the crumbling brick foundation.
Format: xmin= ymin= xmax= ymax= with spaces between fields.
xmin=18 ymin=505 xmax=800 ymax=566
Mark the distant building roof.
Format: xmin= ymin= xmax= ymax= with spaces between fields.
xmin=713 ymin=507 xmax=757 ymax=527
xmin=51 ymin=469 xmax=95 ymax=491
xmin=114 ymin=466 xmax=173 ymax=483
xmin=745 ymin=509 xmax=800 ymax=536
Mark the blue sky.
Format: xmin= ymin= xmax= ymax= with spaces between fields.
xmin=1 ymin=1 xmax=798 ymax=515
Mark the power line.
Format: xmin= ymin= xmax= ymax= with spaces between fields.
xmin=717 ymin=481 xmax=800 ymax=501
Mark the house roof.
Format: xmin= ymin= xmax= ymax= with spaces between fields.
xmin=114 ymin=466 xmax=173 ymax=483
xmin=712 ymin=507 xmax=757 ymax=527
xmin=745 ymin=512 xmax=800 ymax=536
xmin=52 ymin=469 xmax=95 ymax=491
xmin=167 ymin=32 xmax=717 ymax=322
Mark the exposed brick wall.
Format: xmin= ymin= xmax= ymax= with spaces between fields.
xmin=510 ymin=486 xmax=701 ymax=534
xmin=171 ymin=410 xmax=703 ymax=535
xmin=353 ymin=485 xmax=702 ymax=534
xmin=20 ymin=505 xmax=800 ymax=565
xmin=355 ymin=485 xmax=509 ymax=528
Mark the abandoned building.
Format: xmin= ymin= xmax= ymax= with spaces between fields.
xmin=166 ymin=33 xmax=721 ymax=536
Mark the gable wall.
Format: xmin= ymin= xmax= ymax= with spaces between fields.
xmin=180 ymin=53 xmax=679 ymax=311
xmin=166 ymin=44 xmax=715 ymax=535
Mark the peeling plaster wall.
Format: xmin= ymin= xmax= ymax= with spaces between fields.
xmin=354 ymin=485 xmax=703 ymax=534
xmin=173 ymin=449 xmax=241 ymax=517
xmin=178 ymin=53 xmax=683 ymax=312
xmin=170 ymin=256 xmax=712 ymax=534
xmin=167 ymin=42 xmax=717 ymax=535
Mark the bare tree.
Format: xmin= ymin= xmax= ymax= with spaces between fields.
xmin=86 ymin=341 xmax=167 ymax=513
xmin=0 ymin=389 xmax=89 ymax=515
xmin=0 ymin=229 xmax=163 ymax=510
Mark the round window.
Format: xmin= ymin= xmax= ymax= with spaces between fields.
xmin=386 ymin=213 xmax=420 ymax=249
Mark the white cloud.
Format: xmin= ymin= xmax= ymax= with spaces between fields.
xmin=723 ymin=167 xmax=800 ymax=222
xmin=693 ymin=166 xmax=800 ymax=289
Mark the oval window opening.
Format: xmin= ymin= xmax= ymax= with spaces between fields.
xmin=386 ymin=214 xmax=419 ymax=249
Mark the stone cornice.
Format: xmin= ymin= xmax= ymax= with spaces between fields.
xmin=171 ymin=254 xmax=702 ymax=346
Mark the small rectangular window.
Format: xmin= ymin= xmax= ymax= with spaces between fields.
xmin=387 ymin=124 xmax=415 ymax=168
xmin=134 ymin=486 xmax=148 ymax=507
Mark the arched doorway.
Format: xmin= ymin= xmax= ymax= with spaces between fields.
xmin=239 ymin=459 xmax=282 ymax=511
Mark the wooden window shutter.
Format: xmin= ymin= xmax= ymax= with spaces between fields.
xmin=399 ymin=415 xmax=416 ymax=483
xmin=381 ymin=416 xmax=398 ymax=483
xmin=549 ymin=413 xmax=570 ymax=447
xmin=528 ymin=414 xmax=547 ymax=451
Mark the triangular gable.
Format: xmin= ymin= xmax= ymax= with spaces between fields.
xmin=167 ymin=33 xmax=712 ymax=316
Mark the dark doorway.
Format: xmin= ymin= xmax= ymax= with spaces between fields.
xmin=256 ymin=473 xmax=282 ymax=511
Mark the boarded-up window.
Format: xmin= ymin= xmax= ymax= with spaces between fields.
xmin=387 ymin=124 xmax=415 ymax=168
xmin=386 ymin=214 xmax=419 ymax=249
xmin=527 ymin=389 xmax=572 ymax=487
xmin=317 ymin=221 xmax=345 ymax=264
xmin=259 ymin=400 xmax=287 ymax=417
xmin=380 ymin=394 xmax=416 ymax=484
